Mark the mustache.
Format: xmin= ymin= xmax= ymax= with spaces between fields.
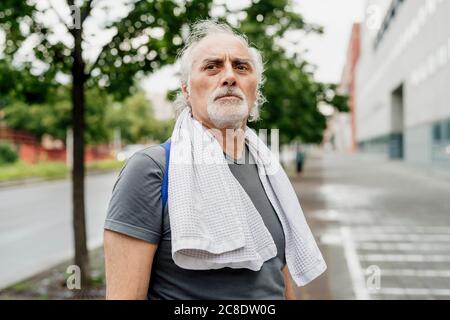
xmin=213 ymin=88 xmax=244 ymax=101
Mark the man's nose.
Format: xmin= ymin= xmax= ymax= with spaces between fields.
xmin=221 ymin=63 xmax=236 ymax=87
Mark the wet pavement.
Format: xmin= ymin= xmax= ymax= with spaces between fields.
xmin=2 ymin=150 xmax=450 ymax=299
xmin=294 ymin=150 xmax=450 ymax=300
xmin=0 ymin=173 xmax=117 ymax=290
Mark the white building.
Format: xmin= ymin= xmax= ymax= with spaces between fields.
xmin=356 ymin=0 xmax=450 ymax=170
xmin=324 ymin=112 xmax=354 ymax=153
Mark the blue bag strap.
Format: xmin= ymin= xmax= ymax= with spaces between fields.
xmin=160 ymin=140 xmax=171 ymax=213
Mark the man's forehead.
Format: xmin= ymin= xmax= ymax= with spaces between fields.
xmin=191 ymin=34 xmax=252 ymax=64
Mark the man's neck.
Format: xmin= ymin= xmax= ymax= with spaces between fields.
xmin=208 ymin=124 xmax=246 ymax=161
xmin=190 ymin=110 xmax=247 ymax=160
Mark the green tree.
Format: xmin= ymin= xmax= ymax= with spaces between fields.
xmin=0 ymin=0 xmax=212 ymax=286
xmin=224 ymin=0 xmax=348 ymax=144
xmin=0 ymin=58 xmax=57 ymax=108
xmin=1 ymin=0 xmax=348 ymax=287
xmin=108 ymin=91 xmax=155 ymax=144
xmin=3 ymin=86 xmax=116 ymax=145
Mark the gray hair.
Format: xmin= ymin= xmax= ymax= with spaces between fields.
xmin=173 ymin=19 xmax=266 ymax=122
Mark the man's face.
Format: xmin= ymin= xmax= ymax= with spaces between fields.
xmin=182 ymin=33 xmax=258 ymax=130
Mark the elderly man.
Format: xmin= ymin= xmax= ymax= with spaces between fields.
xmin=104 ymin=20 xmax=326 ymax=300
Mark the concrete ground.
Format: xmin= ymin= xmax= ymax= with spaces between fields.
xmin=0 ymin=173 xmax=117 ymax=290
xmin=2 ymin=149 xmax=450 ymax=300
xmin=294 ymin=150 xmax=450 ymax=300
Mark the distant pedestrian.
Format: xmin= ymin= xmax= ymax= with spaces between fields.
xmin=296 ymin=150 xmax=305 ymax=173
xmin=103 ymin=19 xmax=326 ymax=300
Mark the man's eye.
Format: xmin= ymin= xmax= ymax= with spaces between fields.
xmin=205 ymin=64 xmax=217 ymax=70
xmin=236 ymin=65 xmax=248 ymax=70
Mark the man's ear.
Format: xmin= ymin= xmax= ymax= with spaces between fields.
xmin=181 ymin=83 xmax=190 ymax=101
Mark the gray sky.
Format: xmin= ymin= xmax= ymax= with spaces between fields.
xmin=0 ymin=0 xmax=368 ymax=92
xmin=144 ymin=0 xmax=367 ymax=94
xmin=293 ymin=0 xmax=366 ymax=83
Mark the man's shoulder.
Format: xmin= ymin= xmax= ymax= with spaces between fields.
xmin=137 ymin=144 xmax=166 ymax=166
xmin=123 ymin=144 xmax=166 ymax=177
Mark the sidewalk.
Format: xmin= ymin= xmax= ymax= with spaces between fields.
xmin=3 ymin=150 xmax=449 ymax=300
xmin=293 ymin=150 xmax=450 ymax=299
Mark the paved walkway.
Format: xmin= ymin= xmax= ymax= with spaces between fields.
xmin=3 ymin=151 xmax=450 ymax=299
xmin=293 ymin=150 xmax=450 ymax=300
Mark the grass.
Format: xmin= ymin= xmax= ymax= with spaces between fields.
xmin=8 ymin=281 xmax=34 ymax=293
xmin=0 ymin=161 xmax=67 ymax=181
xmin=87 ymin=159 xmax=125 ymax=172
xmin=0 ymin=159 xmax=124 ymax=182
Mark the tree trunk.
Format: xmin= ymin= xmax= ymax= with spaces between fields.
xmin=71 ymin=25 xmax=90 ymax=288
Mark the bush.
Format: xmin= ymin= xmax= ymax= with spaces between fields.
xmin=0 ymin=142 xmax=19 ymax=165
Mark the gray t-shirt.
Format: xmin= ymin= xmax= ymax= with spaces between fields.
xmin=104 ymin=143 xmax=286 ymax=300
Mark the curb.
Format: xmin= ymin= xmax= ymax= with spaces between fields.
xmin=0 ymin=169 xmax=120 ymax=190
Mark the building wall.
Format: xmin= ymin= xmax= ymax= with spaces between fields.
xmin=0 ymin=127 xmax=113 ymax=164
xmin=339 ymin=23 xmax=361 ymax=153
xmin=356 ymin=0 xmax=450 ymax=168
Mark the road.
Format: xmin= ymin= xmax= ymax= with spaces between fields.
xmin=2 ymin=151 xmax=450 ymax=299
xmin=296 ymin=150 xmax=450 ymax=300
xmin=0 ymin=172 xmax=118 ymax=289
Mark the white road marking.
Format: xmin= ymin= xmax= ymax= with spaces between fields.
xmin=325 ymin=224 xmax=450 ymax=299
xmin=351 ymin=226 xmax=450 ymax=234
xmin=357 ymin=242 xmax=450 ymax=251
xmin=319 ymin=233 xmax=343 ymax=245
xmin=340 ymin=226 xmax=370 ymax=300
xmin=352 ymin=234 xmax=450 ymax=242
xmin=379 ymin=269 xmax=450 ymax=277
xmin=359 ymin=254 xmax=450 ymax=262
xmin=311 ymin=210 xmax=374 ymax=224
xmin=373 ymin=288 xmax=450 ymax=296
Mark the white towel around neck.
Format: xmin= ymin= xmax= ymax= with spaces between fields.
xmin=167 ymin=108 xmax=326 ymax=286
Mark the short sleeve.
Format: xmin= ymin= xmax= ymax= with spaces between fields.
xmin=104 ymin=147 xmax=165 ymax=244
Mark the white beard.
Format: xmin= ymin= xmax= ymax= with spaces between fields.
xmin=207 ymin=96 xmax=248 ymax=129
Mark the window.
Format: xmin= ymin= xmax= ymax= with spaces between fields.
xmin=433 ymin=123 xmax=442 ymax=142
xmin=446 ymin=120 xmax=450 ymax=140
